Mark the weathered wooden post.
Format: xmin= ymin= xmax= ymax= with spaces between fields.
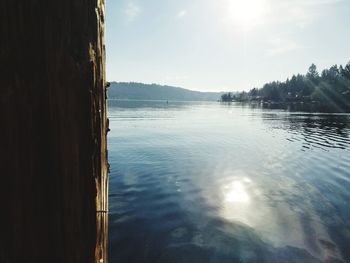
xmin=0 ymin=1 xmax=108 ymax=262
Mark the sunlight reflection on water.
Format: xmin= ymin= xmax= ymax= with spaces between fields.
xmin=217 ymin=170 xmax=345 ymax=261
xmin=224 ymin=180 xmax=251 ymax=204
xmin=108 ymin=101 xmax=350 ymax=263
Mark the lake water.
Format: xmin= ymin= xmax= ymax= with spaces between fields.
xmin=108 ymin=100 xmax=350 ymax=263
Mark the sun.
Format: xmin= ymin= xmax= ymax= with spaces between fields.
xmin=228 ymin=0 xmax=268 ymax=30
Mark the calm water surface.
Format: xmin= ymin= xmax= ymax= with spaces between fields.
xmin=108 ymin=100 xmax=350 ymax=263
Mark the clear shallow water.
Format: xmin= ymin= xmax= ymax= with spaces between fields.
xmin=108 ymin=100 xmax=350 ymax=263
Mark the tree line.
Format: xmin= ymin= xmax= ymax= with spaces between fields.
xmin=221 ymin=62 xmax=350 ymax=112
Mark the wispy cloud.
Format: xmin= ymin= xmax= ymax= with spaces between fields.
xmin=301 ymin=0 xmax=346 ymax=6
xmin=123 ymin=1 xmax=141 ymax=23
xmin=266 ymin=38 xmax=304 ymax=56
xmin=176 ymin=10 xmax=187 ymax=19
xmin=268 ymin=0 xmax=345 ymax=28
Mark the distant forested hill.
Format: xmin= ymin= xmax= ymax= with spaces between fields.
xmin=108 ymin=82 xmax=226 ymax=101
xmin=220 ymin=62 xmax=350 ymax=112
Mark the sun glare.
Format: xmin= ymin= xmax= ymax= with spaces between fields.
xmin=224 ymin=181 xmax=250 ymax=203
xmin=228 ymin=0 xmax=268 ymax=29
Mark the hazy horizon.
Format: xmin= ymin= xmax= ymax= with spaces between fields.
xmin=109 ymin=81 xmax=231 ymax=93
xmin=106 ymin=0 xmax=350 ymax=92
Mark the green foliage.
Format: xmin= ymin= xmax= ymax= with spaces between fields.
xmin=221 ymin=62 xmax=350 ymax=112
xmin=221 ymin=92 xmax=233 ymax=102
xmin=306 ymin=63 xmax=319 ymax=81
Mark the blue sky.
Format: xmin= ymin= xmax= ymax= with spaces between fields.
xmin=106 ymin=0 xmax=350 ymax=91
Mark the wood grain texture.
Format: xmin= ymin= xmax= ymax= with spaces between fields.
xmin=0 ymin=1 xmax=108 ymax=262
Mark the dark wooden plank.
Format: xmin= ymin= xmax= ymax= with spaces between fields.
xmin=0 ymin=1 xmax=108 ymax=262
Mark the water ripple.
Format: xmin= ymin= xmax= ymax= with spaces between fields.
xmin=108 ymin=101 xmax=350 ymax=263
